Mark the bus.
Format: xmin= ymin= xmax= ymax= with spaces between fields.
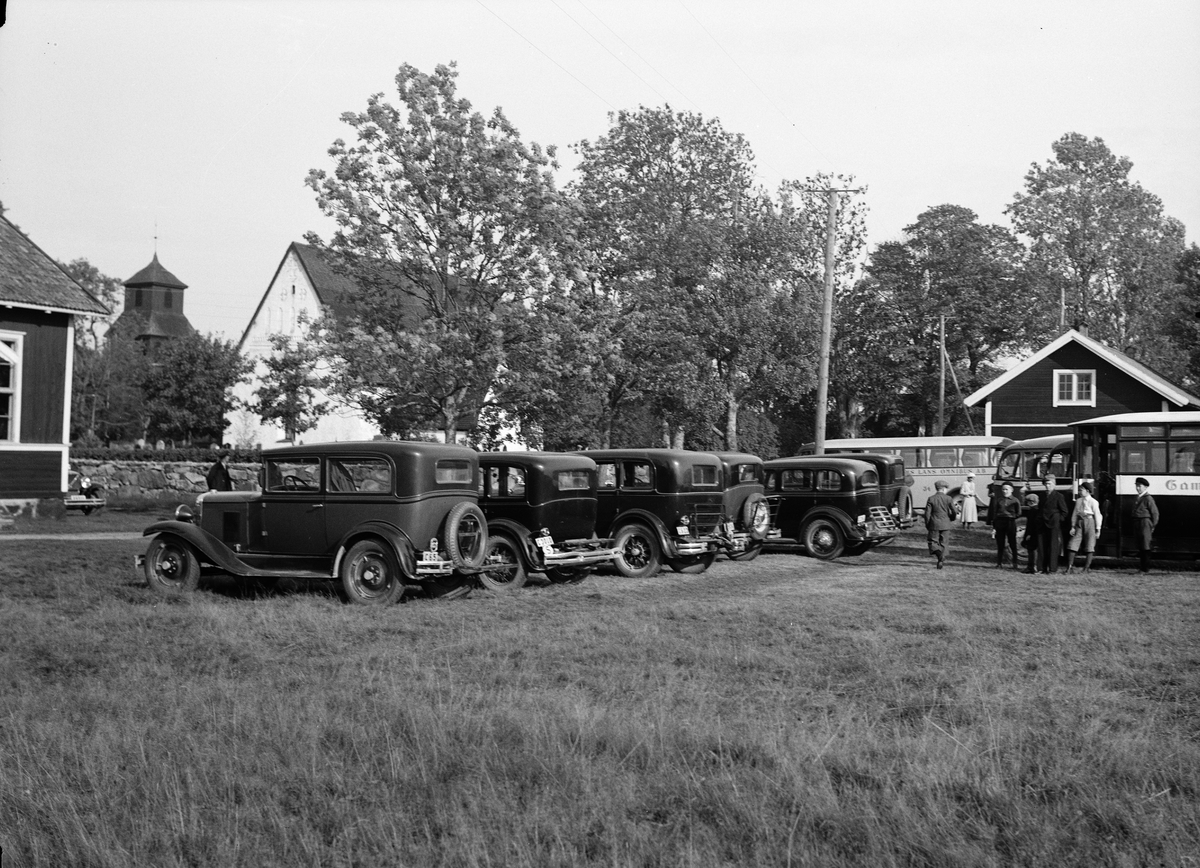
xmin=799 ymin=436 xmax=1012 ymax=515
xmin=1071 ymin=411 xmax=1200 ymax=559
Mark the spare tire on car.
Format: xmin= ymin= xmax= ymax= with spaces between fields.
xmin=444 ymin=501 xmax=487 ymax=569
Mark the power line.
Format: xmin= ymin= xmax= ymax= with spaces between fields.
xmin=474 ymin=0 xmax=617 ymax=111
xmin=677 ymin=0 xmax=835 ymax=171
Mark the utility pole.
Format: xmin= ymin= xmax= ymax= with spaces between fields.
xmin=811 ymin=185 xmax=862 ymax=454
xmin=937 ymin=314 xmax=946 ymax=435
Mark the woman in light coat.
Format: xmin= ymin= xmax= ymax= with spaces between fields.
xmin=959 ymin=472 xmax=979 ymax=528
xmin=1065 ymin=481 xmax=1103 ymax=573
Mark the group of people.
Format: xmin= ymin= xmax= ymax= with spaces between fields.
xmin=925 ymin=473 xmax=1159 ymax=574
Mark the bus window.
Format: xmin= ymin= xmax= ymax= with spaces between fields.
xmin=1120 ymin=441 xmax=1166 ymax=474
xmin=898 ymin=448 xmax=919 ymax=469
xmin=929 ymin=448 xmax=957 ymax=468
xmin=960 ymin=447 xmax=989 ymax=466
xmin=1169 ymin=441 xmax=1199 ymax=473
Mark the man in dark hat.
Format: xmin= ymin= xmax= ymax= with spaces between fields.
xmin=1037 ymin=474 xmax=1069 ymax=573
xmin=1131 ymin=477 xmax=1159 ymax=573
xmin=206 ymin=448 xmax=233 ymax=492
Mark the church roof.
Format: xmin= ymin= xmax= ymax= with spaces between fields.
xmin=0 ymin=215 xmax=110 ymax=315
xmin=123 ymin=253 xmax=187 ymax=289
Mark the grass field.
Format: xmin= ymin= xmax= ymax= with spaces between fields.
xmin=1 ymin=516 xmax=1197 ymax=867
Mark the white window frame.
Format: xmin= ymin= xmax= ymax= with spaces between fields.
xmin=0 ymin=330 xmax=25 ymax=443
xmin=1053 ymin=368 xmax=1096 ymax=407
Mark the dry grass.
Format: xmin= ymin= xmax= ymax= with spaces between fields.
xmin=1 ymin=528 xmax=1197 ymax=867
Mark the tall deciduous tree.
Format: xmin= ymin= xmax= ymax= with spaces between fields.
xmin=139 ymin=333 xmax=250 ymax=444
xmin=247 ymin=333 xmax=331 ymax=442
xmin=840 ymin=205 xmax=1033 ymax=436
xmin=304 ymin=62 xmax=563 ymax=441
xmin=1007 ymin=133 xmax=1188 ymax=375
xmin=569 ymin=106 xmax=825 ymax=449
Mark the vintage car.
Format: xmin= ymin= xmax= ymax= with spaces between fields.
xmin=830 ymin=451 xmax=913 ymax=528
xmin=64 ymin=470 xmax=106 ymax=515
xmin=139 ymin=441 xmax=487 ymax=604
xmin=578 ymin=448 xmax=727 ymax=577
xmin=475 ymin=452 xmax=620 ymax=590
xmin=712 ymin=451 xmax=778 ymax=560
xmin=762 ymin=455 xmax=898 ymax=560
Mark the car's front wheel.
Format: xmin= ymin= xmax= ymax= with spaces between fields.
xmin=144 ymin=534 xmax=200 ymax=597
xmin=612 ymin=524 xmax=661 ymax=578
xmin=479 ymin=536 xmax=527 ymax=591
xmin=340 ymin=539 xmax=404 ymax=605
xmin=802 ymin=517 xmax=845 ymax=560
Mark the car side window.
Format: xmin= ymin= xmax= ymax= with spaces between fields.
xmin=781 ymin=469 xmax=811 ymax=490
xmin=556 ymin=469 xmax=591 ymax=490
xmin=816 ymin=470 xmax=843 ymax=491
xmin=481 ymin=466 xmax=501 ymax=497
xmin=506 ymin=467 xmax=526 ymax=498
xmin=328 ymin=457 xmax=391 ymax=493
xmin=597 ymin=463 xmax=617 ymax=489
xmin=691 ymin=465 xmax=718 ymax=486
xmin=265 ymin=457 xmax=320 ymax=492
xmin=623 ymin=462 xmax=652 ymax=490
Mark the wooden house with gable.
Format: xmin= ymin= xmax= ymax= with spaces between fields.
xmin=227 ymin=242 xmax=484 ymax=449
xmin=963 ymin=328 xmax=1200 ymax=440
xmin=227 ymin=242 xmax=381 ymax=448
xmin=0 ymin=214 xmax=109 ymax=506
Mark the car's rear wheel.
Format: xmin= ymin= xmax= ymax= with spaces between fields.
xmin=341 ymin=539 xmax=404 ymax=605
xmin=479 ymin=536 xmax=527 ymax=591
xmin=444 ymin=502 xmax=487 ymax=569
xmin=666 ymin=551 xmax=718 ymax=574
xmin=728 ymin=540 xmax=764 ymax=561
xmin=145 ymin=534 xmax=201 ymax=597
xmin=612 ymin=524 xmax=661 ymax=578
xmin=802 ymin=517 xmax=845 ymax=560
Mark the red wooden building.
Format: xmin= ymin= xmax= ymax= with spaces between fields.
xmin=963 ymin=328 xmax=1200 ymax=440
xmin=0 ymin=215 xmax=109 ymax=506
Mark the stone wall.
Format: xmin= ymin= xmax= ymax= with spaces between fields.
xmin=71 ymin=459 xmax=262 ymax=501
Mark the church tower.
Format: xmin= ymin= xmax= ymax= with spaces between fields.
xmin=114 ymin=254 xmax=195 ymax=351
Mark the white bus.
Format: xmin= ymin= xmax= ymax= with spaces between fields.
xmin=799 ymin=436 xmax=1013 ymax=515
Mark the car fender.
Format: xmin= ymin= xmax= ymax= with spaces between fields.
xmin=331 ymin=521 xmax=418 ymax=582
xmin=484 ymin=518 xmax=535 ymax=565
xmin=797 ymin=507 xmax=862 ymax=540
xmin=606 ymin=509 xmax=674 ymax=552
xmin=142 ymin=520 xmax=259 ymax=576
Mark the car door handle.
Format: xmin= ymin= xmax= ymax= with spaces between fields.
xmin=311 ymin=503 xmax=325 ymax=510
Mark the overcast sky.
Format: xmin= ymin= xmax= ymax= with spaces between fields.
xmin=2 ymin=0 xmax=1197 ymax=338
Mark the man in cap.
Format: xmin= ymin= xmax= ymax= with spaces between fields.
xmin=925 ymin=479 xmax=956 ymax=570
xmin=1131 ymin=477 xmax=1159 ymax=573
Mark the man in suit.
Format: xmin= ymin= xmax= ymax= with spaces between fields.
xmin=1132 ymin=476 xmax=1160 ymax=573
xmin=925 ymin=479 xmax=956 ymax=570
xmin=1037 ymin=474 xmax=1070 ymax=573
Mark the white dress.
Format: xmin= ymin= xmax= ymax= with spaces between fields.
xmin=959 ymin=480 xmax=978 ymax=523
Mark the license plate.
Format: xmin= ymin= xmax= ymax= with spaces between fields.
xmin=675 ymin=526 xmax=688 ymax=536
xmin=723 ymin=521 xmax=735 ymax=534
xmin=68 ymin=495 xmax=85 ymax=501
xmin=535 ymin=536 xmax=553 ymax=549
xmin=421 ymin=551 xmax=439 ymax=562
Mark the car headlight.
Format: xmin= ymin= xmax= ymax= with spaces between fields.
xmin=174 ymin=504 xmax=195 ymax=523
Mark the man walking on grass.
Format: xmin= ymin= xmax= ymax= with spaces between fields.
xmin=925 ymin=479 xmax=956 ymax=570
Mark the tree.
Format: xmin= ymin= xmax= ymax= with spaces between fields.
xmin=569 ymin=106 xmax=828 ymax=449
xmin=1007 ymin=133 xmax=1188 ymax=375
xmin=247 ymin=333 xmax=331 ymax=442
xmin=139 ymin=333 xmax=250 ymax=444
xmin=841 ymin=205 xmax=1035 ymax=436
xmin=304 ymin=62 xmax=563 ymax=441
xmin=59 ymin=258 xmax=124 ymax=442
